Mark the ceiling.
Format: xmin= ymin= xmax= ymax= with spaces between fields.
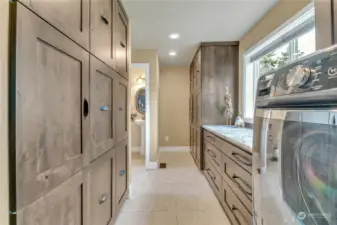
xmin=123 ymin=0 xmax=279 ymax=66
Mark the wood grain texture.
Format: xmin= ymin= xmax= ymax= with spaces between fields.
xmin=84 ymin=148 xmax=115 ymax=225
xmin=17 ymin=170 xmax=84 ymax=225
xmin=90 ymin=56 xmax=116 ymax=161
xmin=115 ymin=0 xmax=129 ymax=79
xmin=19 ymin=0 xmax=90 ymax=50
xmin=201 ymin=45 xmax=238 ymax=125
xmin=116 ymin=75 xmax=128 ymax=143
xmin=15 ymin=4 xmax=90 ymax=209
xmin=90 ymin=0 xmax=115 ymax=68
xmin=115 ymin=139 xmax=128 ymax=210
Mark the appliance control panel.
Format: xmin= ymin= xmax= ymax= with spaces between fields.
xmin=272 ymin=45 xmax=337 ymax=97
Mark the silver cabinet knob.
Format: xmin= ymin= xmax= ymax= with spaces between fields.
xmin=99 ymin=194 xmax=108 ymax=204
xmin=100 ymin=106 xmax=109 ymax=111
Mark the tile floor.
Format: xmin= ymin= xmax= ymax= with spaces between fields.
xmin=114 ymin=149 xmax=231 ymax=225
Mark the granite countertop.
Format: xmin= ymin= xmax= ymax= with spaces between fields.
xmin=203 ymin=125 xmax=253 ymax=152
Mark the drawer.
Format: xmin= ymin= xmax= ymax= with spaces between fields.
xmin=222 ymin=153 xmax=252 ymax=213
xmin=204 ymin=140 xmax=222 ymax=172
xmin=115 ymin=139 xmax=128 ymax=205
xmin=204 ymin=156 xmax=222 ymax=199
xmin=19 ymin=0 xmax=90 ymax=49
xmin=115 ymin=0 xmax=129 ymax=79
xmin=204 ymin=130 xmax=222 ymax=150
xmin=17 ymin=171 xmax=84 ymax=225
xmin=84 ymin=149 xmax=114 ymax=225
xmin=222 ymin=141 xmax=252 ymax=174
xmin=222 ymin=180 xmax=252 ymax=225
xmin=90 ymin=0 xmax=115 ymax=68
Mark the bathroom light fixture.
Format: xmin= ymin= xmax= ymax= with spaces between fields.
xmin=169 ymin=33 xmax=180 ymax=39
xmin=169 ymin=51 xmax=177 ymax=56
xmin=137 ymin=76 xmax=145 ymax=84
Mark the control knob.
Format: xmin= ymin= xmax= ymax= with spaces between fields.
xmin=286 ymin=65 xmax=311 ymax=88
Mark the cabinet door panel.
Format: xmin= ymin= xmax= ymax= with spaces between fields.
xmin=193 ymin=91 xmax=201 ymax=126
xmin=19 ymin=0 xmax=89 ymax=49
xmin=84 ymin=149 xmax=114 ymax=225
xmin=15 ymin=4 xmax=90 ymax=209
xmin=17 ymin=171 xmax=84 ymax=225
xmin=115 ymin=0 xmax=128 ymax=79
xmin=116 ymin=76 xmax=128 ymax=143
xmin=90 ymin=56 xmax=116 ymax=160
xmin=115 ymin=139 xmax=128 ymax=206
xmin=90 ymin=0 xmax=115 ymax=68
xmin=193 ymin=50 xmax=201 ymax=90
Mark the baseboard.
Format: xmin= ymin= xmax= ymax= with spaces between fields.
xmin=146 ymin=161 xmax=158 ymax=170
xmin=159 ymin=146 xmax=190 ymax=152
xmin=132 ymin=147 xmax=141 ymax=153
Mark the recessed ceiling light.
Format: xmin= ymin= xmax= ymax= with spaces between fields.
xmin=169 ymin=33 xmax=180 ymax=39
xmin=169 ymin=51 xmax=177 ymax=56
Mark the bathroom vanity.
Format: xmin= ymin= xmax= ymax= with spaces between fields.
xmin=202 ymin=125 xmax=253 ymax=225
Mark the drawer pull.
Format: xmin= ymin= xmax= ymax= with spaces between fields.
xmin=119 ymin=107 xmax=125 ymax=111
xmin=99 ymin=194 xmax=108 ymax=204
xmin=207 ymin=150 xmax=218 ymax=165
xmin=100 ymin=105 xmax=109 ymax=111
xmin=206 ymin=136 xmax=215 ymax=142
xmin=232 ymin=174 xmax=252 ymax=196
xmin=83 ymin=98 xmax=89 ymax=118
xmin=231 ymin=152 xmax=252 ymax=166
xmin=206 ymin=168 xmax=216 ymax=181
xmin=232 ymin=206 xmax=247 ymax=225
xmin=101 ymin=14 xmax=109 ymax=25
xmin=120 ymin=41 xmax=126 ymax=48
xmin=120 ymin=169 xmax=126 ymax=176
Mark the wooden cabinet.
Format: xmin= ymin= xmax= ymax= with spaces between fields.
xmin=15 ymin=4 xmax=90 ymax=209
xmin=17 ymin=171 xmax=84 ymax=225
xmin=90 ymin=56 xmax=116 ymax=161
xmin=90 ymin=0 xmax=115 ymax=68
xmin=189 ymin=43 xmax=239 ymax=170
xmin=10 ymin=0 xmax=129 ymax=224
xmin=115 ymin=139 xmax=128 ymax=209
xmin=19 ymin=0 xmax=90 ymax=49
xmin=84 ymin=148 xmax=115 ymax=225
xmin=202 ymin=129 xmax=253 ymax=225
xmin=116 ymin=76 xmax=128 ymax=143
xmin=115 ymin=0 xmax=129 ymax=79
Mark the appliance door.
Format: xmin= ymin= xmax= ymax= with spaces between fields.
xmin=253 ymin=109 xmax=337 ymax=225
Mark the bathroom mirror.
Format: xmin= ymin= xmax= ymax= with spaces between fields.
xmin=136 ymin=87 xmax=146 ymax=114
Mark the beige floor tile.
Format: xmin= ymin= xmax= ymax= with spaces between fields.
xmin=114 ymin=211 xmax=147 ymax=225
xmin=147 ymin=211 xmax=178 ymax=225
xmin=121 ymin=195 xmax=175 ymax=212
xmin=177 ymin=211 xmax=231 ymax=225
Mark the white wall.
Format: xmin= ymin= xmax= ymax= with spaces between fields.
xmin=0 ymin=1 xmax=9 ymax=224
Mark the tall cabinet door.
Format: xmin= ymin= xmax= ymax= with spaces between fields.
xmin=90 ymin=56 xmax=116 ymax=161
xmin=14 ymin=4 xmax=90 ymax=209
xmin=115 ymin=139 xmax=128 ymax=208
xmin=19 ymin=0 xmax=90 ymax=49
xmin=84 ymin=149 xmax=114 ymax=225
xmin=116 ymin=76 xmax=128 ymax=143
xmin=90 ymin=0 xmax=115 ymax=68
xmin=193 ymin=90 xmax=201 ymax=126
xmin=115 ymin=0 xmax=129 ymax=79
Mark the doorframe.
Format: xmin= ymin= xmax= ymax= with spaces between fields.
xmin=130 ymin=63 xmax=150 ymax=169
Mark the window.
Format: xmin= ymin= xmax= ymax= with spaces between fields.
xmin=242 ymin=5 xmax=315 ymax=120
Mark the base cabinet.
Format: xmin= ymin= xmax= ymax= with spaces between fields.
xmin=115 ymin=139 xmax=128 ymax=210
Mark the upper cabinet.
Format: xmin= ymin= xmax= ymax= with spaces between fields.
xmin=90 ymin=0 xmax=116 ymax=69
xmin=115 ymin=0 xmax=129 ymax=79
xmin=19 ymin=0 xmax=90 ymax=50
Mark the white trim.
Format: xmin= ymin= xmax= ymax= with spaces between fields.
xmin=159 ymin=146 xmax=190 ymax=152
xmin=146 ymin=161 xmax=158 ymax=170
xmin=131 ymin=63 xmax=151 ymax=169
xmin=131 ymin=147 xmax=141 ymax=153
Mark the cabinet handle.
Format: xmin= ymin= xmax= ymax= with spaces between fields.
xmin=99 ymin=194 xmax=108 ymax=204
xmin=101 ymin=14 xmax=109 ymax=25
xmin=119 ymin=107 xmax=125 ymax=111
xmin=206 ymin=168 xmax=216 ymax=181
xmin=206 ymin=136 xmax=215 ymax=142
xmin=120 ymin=41 xmax=126 ymax=48
xmin=120 ymin=169 xmax=126 ymax=176
xmin=232 ymin=174 xmax=252 ymax=196
xmin=83 ymin=98 xmax=89 ymax=118
xmin=232 ymin=206 xmax=246 ymax=225
xmin=231 ymin=152 xmax=252 ymax=166
xmin=100 ymin=105 xmax=109 ymax=111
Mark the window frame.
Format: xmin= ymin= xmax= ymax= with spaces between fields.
xmin=242 ymin=3 xmax=315 ymax=121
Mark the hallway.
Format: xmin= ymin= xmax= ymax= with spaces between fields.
xmin=115 ymin=150 xmax=230 ymax=225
